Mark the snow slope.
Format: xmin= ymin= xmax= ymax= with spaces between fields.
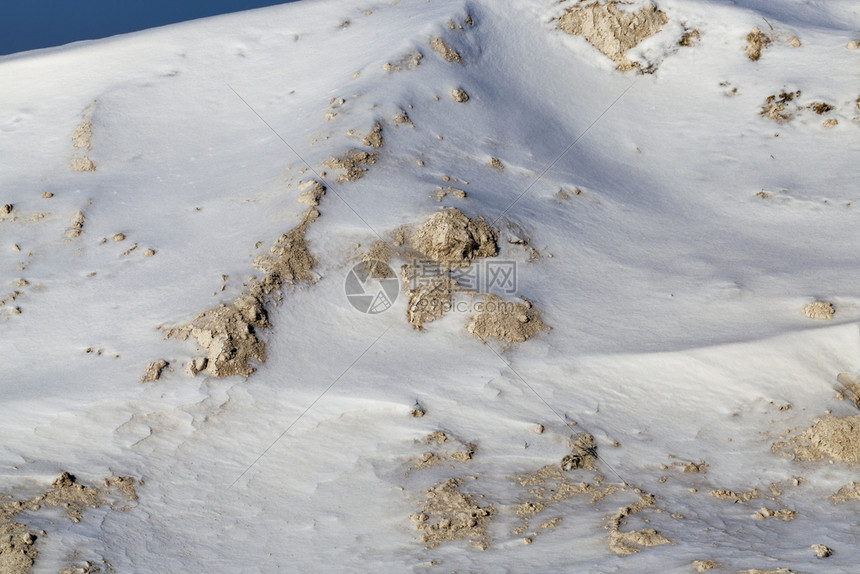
xmin=1 ymin=0 xmax=860 ymax=571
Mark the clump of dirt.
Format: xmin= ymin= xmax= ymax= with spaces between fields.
xmin=809 ymin=102 xmax=833 ymax=115
xmin=359 ymin=241 xmax=394 ymax=279
xmin=410 ymin=208 xmax=497 ymax=267
xmin=823 ymin=118 xmax=838 ymax=128
xmin=430 ymin=37 xmax=461 ymax=63
xmin=434 ymin=186 xmax=466 ymax=202
xmin=466 ymin=295 xmax=548 ymax=343
xmin=489 ymin=157 xmax=504 ymax=170
xmin=761 ymin=90 xmax=801 ymax=122
xmin=451 ymin=88 xmax=470 ymax=103
xmin=410 ymin=478 xmax=495 ymax=550
xmin=811 ymin=544 xmax=833 ymax=558
xmin=803 ymin=300 xmax=835 ymax=319
xmin=166 ymin=207 xmax=318 ymax=377
xmin=362 ymin=122 xmax=384 ymax=148
xmin=382 ymin=50 xmax=423 ymax=71
xmin=753 ymin=507 xmax=796 ymax=521
xmin=773 ymin=414 xmax=860 ymax=463
xmin=847 ymin=40 xmax=860 ymax=50
xmin=0 ymin=205 xmax=12 ymax=216
xmin=0 ymin=472 xmax=138 ymax=574
xmin=693 ymin=560 xmax=718 ymax=572
xmin=323 ymin=150 xmax=378 ymax=183
xmin=409 ymin=431 xmax=476 ymax=472
xmin=0 ymin=528 xmax=38 ymax=574
xmin=835 ymin=373 xmax=860 ymax=409
xmin=561 ymin=434 xmax=598 ymax=471
xmin=71 ymin=106 xmax=97 ymax=172
xmin=402 ymin=271 xmax=460 ymax=330
xmin=605 ymin=493 xmax=671 ymax=555
xmin=140 ymin=359 xmax=168 ymax=383
xmin=709 ymin=488 xmax=760 ymax=504
xmin=831 ymin=482 xmax=860 ymax=503
xmin=393 ymin=110 xmax=413 ymax=127
xmin=297 ymin=181 xmax=326 ymax=207
xmin=681 ymin=461 xmax=708 ymax=473
xmin=679 ymin=28 xmax=700 ymax=47
xmin=65 ymin=211 xmax=85 ymax=238
xmin=746 ymin=27 xmax=771 ymax=61
xmin=558 ymin=1 xmax=669 ymax=71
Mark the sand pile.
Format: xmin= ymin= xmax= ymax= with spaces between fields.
xmin=409 ymin=431 xmax=476 ymax=472
xmin=803 ymin=300 xmax=835 ymax=319
xmin=761 ymin=90 xmax=801 ymax=123
xmin=65 ymin=211 xmax=85 ymax=239
xmin=410 ymin=478 xmax=495 ymax=550
xmin=430 ymin=37 xmax=461 ymax=63
xmin=451 ymin=88 xmax=470 ymax=103
xmin=362 ymin=122 xmax=384 ymax=149
xmin=559 ymin=1 xmax=668 ymax=71
xmin=359 ymin=241 xmax=394 ymax=279
xmin=466 ymin=295 xmax=548 ymax=343
xmin=140 ymin=359 xmax=168 ymax=383
xmin=605 ymin=493 xmax=671 ymax=555
xmin=746 ymin=27 xmax=771 ymax=61
xmin=831 ymin=482 xmax=860 ymax=503
xmin=323 ymin=150 xmax=378 ymax=183
xmin=811 ymin=544 xmax=833 ymax=558
xmin=71 ymin=106 xmax=97 ymax=172
xmin=166 ymin=205 xmax=318 ymax=377
xmin=693 ymin=560 xmax=717 ymax=572
xmin=709 ymin=488 xmax=760 ymax=504
xmin=296 ymin=181 xmax=326 ymax=206
xmin=410 ymin=208 xmax=497 ymax=267
xmin=561 ymin=434 xmax=598 ymax=471
xmin=434 ymin=186 xmax=466 ymax=202
xmin=773 ymin=414 xmax=860 ymax=463
xmin=0 ymin=472 xmax=138 ymax=574
xmin=402 ymin=273 xmax=460 ymax=330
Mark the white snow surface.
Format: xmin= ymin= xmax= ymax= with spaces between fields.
xmin=1 ymin=0 xmax=860 ymax=571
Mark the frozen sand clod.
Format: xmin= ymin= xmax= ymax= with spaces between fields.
xmin=773 ymin=414 xmax=860 ymax=463
xmin=451 ymin=88 xmax=470 ymax=102
xmin=803 ymin=300 xmax=834 ymax=319
xmin=140 ymin=359 xmax=168 ymax=383
xmin=323 ymin=150 xmax=378 ymax=183
xmin=411 ymin=478 xmax=495 ymax=550
xmin=166 ymin=206 xmax=318 ymax=377
xmin=410 ymin=207 xmax=497 ymax=267
xmin=746 ymin=27 xmax=771 ymax=61
xmin=362 ymin=122 xmax=384 ymax=148
xmin=430 ymin=37 xmax=462 ymax=63
xmin=559 ymin=1 xmax=668 ymax=71
xmin=65 ymin=211 xmax=85 ymax=238
xmin=466 ymin=295 xmax=548 ymax=343
xmin=402 ymin=272 xmax=460 ymax=330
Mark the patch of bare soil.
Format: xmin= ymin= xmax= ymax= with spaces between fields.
xmin=709 ymin=488 xmax=760 ymax=504
xmin=411 ymin=478 xmax=495 ymax=550
xmin=559 ymin=1 xmax=669 ymax=71
xmin=409 ymin=431 xmax=476 ymax=473
xmin=401 ymin=270 xmax=460 ymax=330
xmin=140 ymin=359 xmax=168 ymax=383
xmin=466 ymin=295 xmax=548 ymax=343
xmin=323 ymin=150 xmax=378 ymax=183
xmin=488 ymin=157 xmax=504 ymax=170
xmin=760 ymin=90 xmax=801 ymax=123
xmin=0 ymin=472 xmax=138 ymax=574
xmin=693 ymin=560 xmax=718 ymax=572
xmin=773 ymin=414 xmax=860 ymax=463
xmin=746 ymin=27 xmax=771 ymax=61
xmin=382 ymin=50 xmax=423 ymax=71
xmin=296 ymin=181 xmax=326 ymax=207
xmin=753 ymin=507 xmax=796 ymax=521
xmin=605 ymin=492 xmax=671 ymax=555
xmin=393 ymin=110 xmax=413 ymax=127
xmin=451 ymin=88 xmax=469 ymax=102
xmin=359 ymin=241 xmax=394 ymax=279
xmin=562 ymin=434 xmax=598 ymax=471
xmin=65 ymin=211 xmax=85 ymax=239
xmin=811 ymin=544 xmax=833 ymax=558
xmin=71 ymin=105 xmax=97 ymax=172
xmin=831 ymin=481 xmax=860 ymax=504
xmin=409 ymin=207 xmax=497 ymax=267
xmin=430 ymin=37 xmax=461 ymax=63
xmin=809 ymin=102 xmax=833 ymax=115
xmin=803 ymin=300 xmax=834 ymax=319
xmin=362 ymin=122 xmax=384 ymax=148
xmin=434 ymin=186 xmax=467 ymax=202
xmin=165 ymin=205 xmax=318 ymax=377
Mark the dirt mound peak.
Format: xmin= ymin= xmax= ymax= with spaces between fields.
xmin=466 ymin=295 xmax=548 ymax=343
xmin=773 ymin=414 xmax=860 ymax=463
xmin=559 ymin=1 xmax=669 ymax=71
xmin=410 ymin=207 xmax=497 ymax=267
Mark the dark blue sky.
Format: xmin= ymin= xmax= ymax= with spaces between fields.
xmin=0 ymin=1 xmax=297 ymax=56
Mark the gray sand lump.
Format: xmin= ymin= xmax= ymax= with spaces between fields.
xmin=559 ymin=1 xmax=668 ymax=71
xmin=410 ymin=208 xmax=497 ymax=267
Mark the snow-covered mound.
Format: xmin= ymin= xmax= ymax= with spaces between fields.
xmin=1 ymin=0 xmax=859 ymax=571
